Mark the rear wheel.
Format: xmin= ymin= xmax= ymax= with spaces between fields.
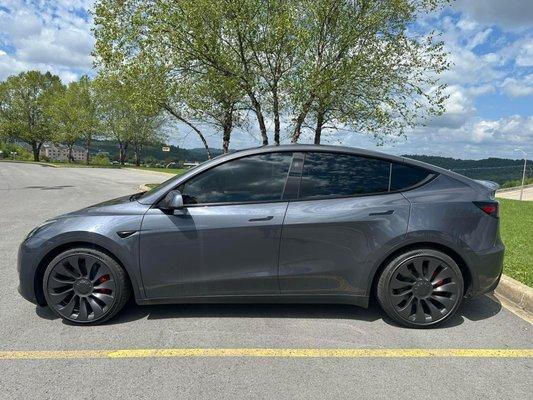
xmin=43 ymin=247 xmax=131 ymax=325
xmin=377 ymin=249 xmax=463 ymax=328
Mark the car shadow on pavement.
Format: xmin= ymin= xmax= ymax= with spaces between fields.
xmin=35 ymin=294 xmax=502 ymax=329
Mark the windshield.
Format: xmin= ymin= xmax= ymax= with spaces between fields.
xmin=137 ymin=162 xmax=209 ymax=200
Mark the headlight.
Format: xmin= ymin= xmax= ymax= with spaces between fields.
xmin=26 ymin=219 xmax=57 ymax=239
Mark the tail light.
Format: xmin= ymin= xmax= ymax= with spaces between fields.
xmin=473 ymin=201 xmax=499 ymax=218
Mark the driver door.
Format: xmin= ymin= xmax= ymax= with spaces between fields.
xmin=139 ymin=152 xmax=294 ymax=299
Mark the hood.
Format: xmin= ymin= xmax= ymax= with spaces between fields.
xmin=59 ymin=193 xmax=148 ymax=218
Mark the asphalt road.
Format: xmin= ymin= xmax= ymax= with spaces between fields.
xmin=0 ymin=162 xmax=532 ymax=400
xmin=497 ymin=186 xmax=533 ymax=201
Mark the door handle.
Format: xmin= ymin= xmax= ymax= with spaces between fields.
xmin=249 ymin=216 xmax=274 ymax=222
xmin=369 ymin=210 xmax=395 ymax=216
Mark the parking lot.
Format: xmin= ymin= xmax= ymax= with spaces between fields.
xmin=0 ymin=162 xmax=531 ymax=399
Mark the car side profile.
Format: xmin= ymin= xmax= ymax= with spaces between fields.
xmin=17 ymin=145 xmax=504 ymax=328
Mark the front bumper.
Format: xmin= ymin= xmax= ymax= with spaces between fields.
xmin=465 ymin=242 xmax=505 ymax=297
xmin=17 ymin=238 xmax=44 ymax=305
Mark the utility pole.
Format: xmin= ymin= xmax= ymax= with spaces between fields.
xmin=515 ymin=149 xmax=527 ymax=201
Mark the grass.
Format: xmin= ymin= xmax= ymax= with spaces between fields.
xmin=499 ymin=198 xmax=533 ymax=287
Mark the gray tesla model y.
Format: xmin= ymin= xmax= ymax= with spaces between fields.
xmin=18 ymin=145 xmax=504 ymax=328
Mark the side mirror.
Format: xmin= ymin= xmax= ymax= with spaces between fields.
xmin=162 ymin=190 xmax=185 ymax=213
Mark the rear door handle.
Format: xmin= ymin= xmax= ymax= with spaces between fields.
xmin=369 ymin=210 xmax=395 ymax=216
xmin=249 ymin=216 xmax=274 ymax=222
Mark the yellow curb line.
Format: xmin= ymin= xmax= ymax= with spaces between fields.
xmin=1 ymin=348 xmax=532 ymax=360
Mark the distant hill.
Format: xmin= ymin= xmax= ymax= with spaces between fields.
xmin=404 ymin=155 xmax=532 ymax=185
xmin=85 ymin=140 xmax=223 ymax=163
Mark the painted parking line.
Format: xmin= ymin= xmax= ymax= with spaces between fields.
xmin=1 ymin=348 xmax=532 ymax=360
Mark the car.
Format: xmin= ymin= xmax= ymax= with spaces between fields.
xmin=17 ymin=144 xmax=504 ymax=328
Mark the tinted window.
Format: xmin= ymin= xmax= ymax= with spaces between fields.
xmin=300 ymin=152 xmax=390 ymax=199
xmin=390 ymin=163 xmax=432 ymax=191
xmin=178 ymin=152 xmax=292 ymax=204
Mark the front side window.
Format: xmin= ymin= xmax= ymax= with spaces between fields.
xmin=299 ymin=152 xmax=391 ymax=199
xmin=178 ymin=152 xmax=293 ymax=204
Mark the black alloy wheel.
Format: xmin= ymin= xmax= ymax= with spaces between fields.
xmin=43 ymin=248 xmax=130 ymax=325
xmin=377 ymin=249 xmax=464 ymax=328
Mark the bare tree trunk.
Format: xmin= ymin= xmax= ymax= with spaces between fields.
xmin=222 ymin=110 xmax=233 ymax=154
xmin=314 ymin=109 xmax=326 ymax=145
xmin=163 ymin=104 xmax=212 ymax=159
xmin=272 ymin=87 xmax=281 ymax=145
xmin=134 ymin=145 xmax=141 ymax=166
xmin=31 ymin=141 xmax=42 ymax=162
xmin=85 ymin=136 xmax=91 ymax=165
xmin=247 ymin=91 xmax=268 ymax=146
xmin=292 ymin=95 xmax=315 ymax=143
xmin=68 ymin=144 xmax=75 ymax=163
xmin=118 ymin=142 xmax=128 ymax=165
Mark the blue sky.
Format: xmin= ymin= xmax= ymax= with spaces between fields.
xmin=0 ymin=0 xmax=531 ymax=159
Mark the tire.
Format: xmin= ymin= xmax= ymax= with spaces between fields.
xmin=377 ymin=249 xmax=464 ymax=328
xmin=43 ymin=247 xmax=131 ymax=325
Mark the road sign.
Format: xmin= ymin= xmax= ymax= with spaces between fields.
xmin=162 ymin=146 xmax=170 ymax=152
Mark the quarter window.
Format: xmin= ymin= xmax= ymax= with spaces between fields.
xmin=299 ymin=152 xmax=390 ymax=199
xmin=390 ymin=164 xmax=432 ymax=191
xmin=178 ymin=152 xmax=293 ymax=204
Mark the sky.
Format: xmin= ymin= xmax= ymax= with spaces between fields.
xmin=0 ymin=0 xmax=532 ymax=160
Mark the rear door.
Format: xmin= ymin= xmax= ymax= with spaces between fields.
xmin=279 ymin=152 xmax=411 ymax=297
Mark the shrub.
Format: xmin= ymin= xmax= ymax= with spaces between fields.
xmin=0 ymin=142 xmax=33 ymax=160
xmin=91 ymin=154 xmax=112 ymax=166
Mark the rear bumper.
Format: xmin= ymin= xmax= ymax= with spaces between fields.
xmin=466 ymin=243 xmax=505 ymax=297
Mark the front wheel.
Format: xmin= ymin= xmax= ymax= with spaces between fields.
xmin=377 ymin=249 xmax=464 ymax=328
xmin=43 ymin=247 xmax=131 ymax=325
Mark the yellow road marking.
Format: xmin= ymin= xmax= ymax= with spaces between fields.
xmin=0 ymin=348 xmax=532 ymax=360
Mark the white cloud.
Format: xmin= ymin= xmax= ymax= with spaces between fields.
xmin=0 ymin=0 xmax=95 ymax=82
xmin=454 ymin=0 xmax=533 ymax=30
xmin=501 ymin=74 xmax=533 ymax=97
xmin=516 ymin=41 xmax=533 ymax=67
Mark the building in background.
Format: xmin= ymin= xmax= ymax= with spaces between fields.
xmin=40 ymin=143 xmax=87 ymax=162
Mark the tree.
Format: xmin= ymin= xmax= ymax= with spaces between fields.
xmin=176 ymin=70 xmax=245 ymax=154
xmin=93 ymin=0 xmax=449 ymax=148
xmin=289 ymin=0 xmax=448 ymax=144
xmin=0 ymin=71 xmax=63 ymax=161
xmin=47 ymin=76 xmax=100 ymax=163
xmin=129 ymin=113 xmax=166 ymax=166
xmin=74 ymin=76 xmax=100 ymax=164
xmin=94 ymin=73 xmax=166 ymax=165
xmin=93 ymin=76 xmax=132 ymax=165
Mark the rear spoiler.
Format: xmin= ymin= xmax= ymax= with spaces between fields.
xmin=474 ymin=180 xmax=500 ymax=198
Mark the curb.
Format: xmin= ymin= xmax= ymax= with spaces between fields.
xmin=124 ymin=168 xmax=176 ymax=176
xmin=138 ymin=184 xmax=151 ymax=192
xmin=494 ymin=274 xmax=533 ymax=318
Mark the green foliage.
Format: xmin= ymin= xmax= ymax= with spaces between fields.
xmin=0 ymin=71 xmax=63 ymax=160
xmin=91 ymin=153 xmax=112 ymax=166
xmin=499 ymin=199 xmax=533 ymax=287
xmin=501 ymin=177 xmax=533 ymax=189
xmin=93 ymin=74 xmax=166 ymax=165
xmin=93 ymin=0 xmax=450 ymax=149
xmin=0 ymin=142 xmax=33 ymax=160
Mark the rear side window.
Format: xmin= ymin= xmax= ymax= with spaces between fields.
xmin=299 ymin=152 xmax=390 ymax=199
xmin=390 ymin=164 xmax=432 ymax=191
xmin=178 ymin=152 xmax=292 ymax=204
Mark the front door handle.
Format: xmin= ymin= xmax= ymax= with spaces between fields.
xmin=369 ymin=210 xmax=395 ymax=216
xmin=249 ymin=216 xmax=274 ymax=222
